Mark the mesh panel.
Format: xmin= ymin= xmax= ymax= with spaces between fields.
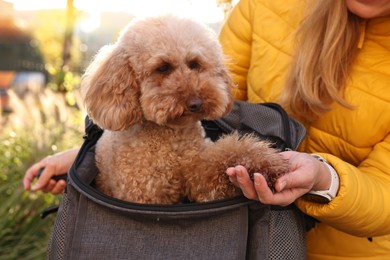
xmin=214 ymin=101 xmax=306 ymax=150
xmin=269 ymin=209 xmax=306 ymax=260
xmin=47 ymin=192 xmax=68 ymax=260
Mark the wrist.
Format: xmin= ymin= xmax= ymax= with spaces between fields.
xmin=307 ymin=155 xmax=339 ymax=202
xmin=312 ymin=157 xmax=332 ymax=191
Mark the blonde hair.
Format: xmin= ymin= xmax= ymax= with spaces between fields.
xmin=280 ymin=0 xmax=361 ymax=122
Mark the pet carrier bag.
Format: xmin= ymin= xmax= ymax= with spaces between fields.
xmin=47 ymin=101 xmax=308 ymax=260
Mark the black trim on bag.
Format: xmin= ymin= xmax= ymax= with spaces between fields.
xmin=70 ymin=154 xmax=253 ymax=213
xmin=69 ymin=113 xmax=300 ymax=215
xmin=69 ymin=160 xmax=295 ymax=218
xmin=68 ymin=117 xmax=255 ymax=215
xmin=73 ymin=171 xmax=252 ymax=213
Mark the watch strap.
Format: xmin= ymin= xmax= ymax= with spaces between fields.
xmin=307 ymin=155 xmax=339 ymax=202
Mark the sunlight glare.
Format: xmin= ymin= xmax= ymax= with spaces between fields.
xmin=7 ymin=0 xmax=225 ymax=24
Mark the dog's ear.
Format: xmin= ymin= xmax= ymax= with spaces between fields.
xmin=81 ymin=45 xmax=142 ymax=131
xmin=219 ymin=67 xmax=235 ymax=116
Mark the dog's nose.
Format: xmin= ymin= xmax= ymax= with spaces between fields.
xmin=186 ymin=96 xmax=203 ymax=112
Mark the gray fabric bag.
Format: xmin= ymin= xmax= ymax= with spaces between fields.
xmin=47 ymin=101 xmax=307 ymax=260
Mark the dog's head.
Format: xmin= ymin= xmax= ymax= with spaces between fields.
xmin=81 ymin=15 xmax=234 ymax=130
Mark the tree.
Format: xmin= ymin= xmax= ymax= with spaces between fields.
xmin=62 ymin=0 xmax=75 ymax=71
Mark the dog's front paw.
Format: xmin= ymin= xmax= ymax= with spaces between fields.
xmin=213 ymin=132 xmax=290 ymax=191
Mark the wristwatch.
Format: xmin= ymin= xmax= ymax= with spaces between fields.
xmin=306 ymin=155 xmax=340 ymax=202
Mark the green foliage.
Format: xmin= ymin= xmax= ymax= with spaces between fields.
xmin=29 ymin=9 xmax=84 ymax=96
xmin=32 ymin=9 xmax=83 ymax=71
xmin=0 ymin=90 xmax=84 ymax=259
xmin=46 ymin=64 xmax=81 ymax=104
xmin=0 ymin=131 xmax=58 ymax=259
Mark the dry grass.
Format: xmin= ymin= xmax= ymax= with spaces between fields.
xmin=0 ymin=88 xmax=84 ymax=259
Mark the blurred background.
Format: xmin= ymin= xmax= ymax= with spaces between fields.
xmin=0 ymin=0 xmax=236 ymax=259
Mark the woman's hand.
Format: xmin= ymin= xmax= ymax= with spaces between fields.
xmin=226 ymin=151 xmax=332 ymax=206
xmin=23 ymin=147 xmax=80 ymax=194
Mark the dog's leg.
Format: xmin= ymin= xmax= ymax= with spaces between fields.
xmin=185 ymin=132 xmax=290 ymax=202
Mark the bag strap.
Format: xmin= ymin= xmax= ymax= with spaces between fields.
xmin=66 ymin=116 xmax=103 ymax=187
xmin=74 ymin=116 xmax=103 ymax=167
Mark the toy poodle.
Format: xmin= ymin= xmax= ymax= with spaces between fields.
xmin=81 ymin=15 xmax=289 ymax=204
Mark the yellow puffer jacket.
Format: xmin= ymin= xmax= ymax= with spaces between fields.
xmin=219 ymin=0 xmax=390 ymax=259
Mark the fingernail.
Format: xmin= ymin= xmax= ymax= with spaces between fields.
xmin=254 ymin=173 xmax=261 ymax=185
xmin=226 ymin=168 xmax=233 ymax=175
xmin=279 ymin=181 xmax=286 ymax=191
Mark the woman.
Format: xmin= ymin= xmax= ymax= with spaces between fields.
xmin=222 ymin=0 xmax=390 ymax=259
xmin=24 ymin=0 xmax=390 ymax=258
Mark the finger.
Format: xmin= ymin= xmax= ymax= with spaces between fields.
xmin=50 ymin=180 xmax=67 ymax=195
xmin=23 ymin=161 xmax=46 ymax=190
xmin=274 ymin=169 xmax=311 ymax=193
xmin=279 ymin=150 xmax=296 ymax=160
xmin=41 ymin=179 xmax=57 ymax=193
xmin=252 ymin=173 xmax=275 ymax=202
xmin=253 ymin=173 xmax=298 ymax=206
xmin=274 ymin=178 xmax=287 ymax=193
xmin=228 ymin=175 xmax=239 ymax=186
xmin=31 ymin=165 xmax=55 ymax=191
xmin=23 ymin=169 xmax=35 ymax=191
xmin=42 ymin=179 xmax=56 ymax=192
xmin=226 ymin=167 xmax=236 ymax=176
xmin=226 ymin=167 xmax=239 ymax=186
xmin=234 ymin=166 xmax=258 ymax=200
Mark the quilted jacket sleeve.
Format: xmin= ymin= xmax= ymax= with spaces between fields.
xmin=219 ymin=0 xmax=253 ymax=101
xmin=297 ymin=133 xmax=390 ymax=237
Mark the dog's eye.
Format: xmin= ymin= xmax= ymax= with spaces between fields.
xmin=156 ymin=63 xmax=172 ymax=74
xmin=188 ymin=60 xmax=200 ymax=71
